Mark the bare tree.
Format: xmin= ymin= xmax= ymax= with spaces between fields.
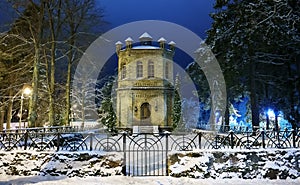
xmin=1 ymin=0 xmax=105 ymax=128
xmin=62 ymin=0 xmax=104 ymax=125
xmin=0 ymin=20 xmax=34 ymax=129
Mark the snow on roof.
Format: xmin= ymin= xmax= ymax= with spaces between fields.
xmin=115 ymin=41 xmax=123 ymax=45
xmin=132 ymin=45 xmax=160 ymax=50
xmin=139 ymin=32 xmax=153 ymax=41
xmin=168 ymin=41 xmax=176 ymax=45
xmin=158 ymin=37 xmax=167 ymax=43
xmin=125 ymin=37 xmax=133 ymax=42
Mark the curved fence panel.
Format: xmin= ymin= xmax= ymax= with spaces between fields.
xmin=0 ymin=127 xmax=300 ymax=176
xmin=0 ymin=128 xmax=299 ymax=152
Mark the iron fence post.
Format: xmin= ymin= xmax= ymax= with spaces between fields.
xmin=165 ymin=131 xmax=169 ymax=176
xmin=292 ymin=129 xmax=296 ymax=148
xmin=198 ymin=132 xmax=202 ymax=149
xmin=8 ymin=133 xmax=11 ymax=150
xmin=56 ymin=133 xmax=60 ymax=152
xmin=15 ymin=129 xmax=18 ymax=140
xmin=230 ymin=130 xmax=234 ymax=149
xmin=122 ymin=132 xmax=127 ymax=176
xmin=261 ymin=130 xmax=266 ymax=148
xmin=89 ymin=132 xmax=94 ymax=151
xmin=41 ymin=130 xmax=44 ymax=149
xmin=24 ymin=130 xmax=28 ymax=150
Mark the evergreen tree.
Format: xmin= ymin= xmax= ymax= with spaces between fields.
xmin=206 ymin=0 xmax=300 ymax=130
xmin=185 ymin=58 xmax=210 ymax=129
xmin=98 ymin=76 xmax=117 ymax=133
xmin=172 ymin=74 xmax=182 ymax=130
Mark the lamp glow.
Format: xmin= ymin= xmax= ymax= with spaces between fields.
xmin=23 ymin=87 xmax=32 ymax=96
xmin=267 ymin=109 xmax=275 ymax=119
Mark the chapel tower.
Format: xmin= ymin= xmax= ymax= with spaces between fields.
xmin=115 ymin=32 xmax=175 ymax=131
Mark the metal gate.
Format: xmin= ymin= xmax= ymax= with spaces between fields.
xmin=124 ymin=133 xmax=168 ymax=176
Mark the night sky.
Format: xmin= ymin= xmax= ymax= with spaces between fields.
xmin=93 ymin=0 xmax=215 ymax=79
xmin=0 ymin=0 xmax=215 ymax=81
xmin=0 ymin=1 xmax=214 ymax=38
xmin=100 ymin=0 xmax=214 ymax=39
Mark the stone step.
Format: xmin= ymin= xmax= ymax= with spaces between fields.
xmin=133 ymin=126 xmax=159 ymax=134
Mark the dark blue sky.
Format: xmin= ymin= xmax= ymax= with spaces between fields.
xmin=99 ymin=0 xmax=214 ymax=39
xmin=0 ymin=1 xmax=215 ymax=38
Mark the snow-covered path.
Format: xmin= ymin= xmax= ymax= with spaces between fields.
xmin=0 ymin=176 xmax=299 ymax=185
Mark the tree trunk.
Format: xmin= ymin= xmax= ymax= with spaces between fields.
xmin=288 ymin=62 xmax=296 ymax=129
xmin=6 ymin=89 xmax=13 ymax=130
xmin=65 ymin=55 xmax=72 ymax=126
xmin=0 ymin=105 xmax=4 ymax=132
xmin=250 ymin=60 xmax=260 ymax=132
xmin=275 ymin=111 xmax=279 ymax=131
xmin=295 ymin=57 xmax=300 ymax=127
xmin=81 ymin=86 xmax=85 ymax=128
xmin=266 ymin=112 xmax=270 ymax=130
xmin=65 ymin=29 xmax=75 ymax=126
xmin=264 ymin=84 xmax=270 ymax=130
xmin=29 ymin=44 xmax=40 ymax=127
xmin=48 ymin=49 xmax=55 ymax=126
xmin=28 ymin=2 xmax=45 ymax=128
xmin=224 ymin=98 xmax=230 ymax=132
xmin=48 ymin=5 xmax=56 ymax=126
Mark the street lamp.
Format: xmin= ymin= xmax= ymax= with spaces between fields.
xmin=18 ymin=85 xmax=32 ymax=128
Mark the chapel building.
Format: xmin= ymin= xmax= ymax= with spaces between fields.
xmin=115 ymin=32 xmax=175 ymax=131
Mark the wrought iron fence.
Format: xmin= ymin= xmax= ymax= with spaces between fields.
xmin=0 ymin=128 xmax=300 ymax=152
xmin=0 ymin=127 xmax=300 ymax=176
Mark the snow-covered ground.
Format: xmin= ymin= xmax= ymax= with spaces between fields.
xmin=0 ymin=175 xmax=299 ymax=185
xmin=0 ymin=149 xmax=299 ymax=184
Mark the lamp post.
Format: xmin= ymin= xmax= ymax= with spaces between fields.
xmin=18 ymin=85 xmax=32 ymax=129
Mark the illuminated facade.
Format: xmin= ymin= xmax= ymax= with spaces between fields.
xmin=115 ymin=32 xmax=175 ymax=130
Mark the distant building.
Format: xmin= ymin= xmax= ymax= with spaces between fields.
xmin=115 ymin=32 xmax=176 ymax=130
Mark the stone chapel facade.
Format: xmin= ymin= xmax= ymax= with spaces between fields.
xmin=115 ymin=32 xmax=175 ymax=130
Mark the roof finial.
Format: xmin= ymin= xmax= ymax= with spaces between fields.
xmin=115 ymin=41 xmax=123 ymax=54
xmin=139 ymin=32 xmax=153 ymax=45
xmin=158 ymin=37 xmax=167 ymax=49
xmin=168 ymin=41 xmax=176 ymax=51
xmin=125 ymin=37 xmax=133 ymax=49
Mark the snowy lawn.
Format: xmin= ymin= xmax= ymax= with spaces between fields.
xmin=0 ymin=175 xmax=300 ymax=185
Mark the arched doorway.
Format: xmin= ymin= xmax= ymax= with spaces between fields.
xmin=140 ymin=103 xmax=151 ymax=125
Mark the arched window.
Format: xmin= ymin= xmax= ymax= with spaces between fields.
xmin=165 ymin=62 xmax=169 ymax=79
xmin=121 ymin=64 xmax=126 ymax=79
xmin=148 ymin=60 xmax=154 ymax=78
xmin=136 ymin=61 xmax=143 ymax=78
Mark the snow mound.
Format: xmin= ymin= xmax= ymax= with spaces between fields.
xmin=0 ymin=151 xmax=123 ymax=177
xmin=169 ymin=149 xmax=300 ymax=179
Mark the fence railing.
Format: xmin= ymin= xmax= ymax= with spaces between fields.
xmin=0 ymin=128 xmax=299 ymax=152
xmin=1 ymin=125 xmax=100 ymax=133
xmin=1 ymin=128 xmax=300 ymax=176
